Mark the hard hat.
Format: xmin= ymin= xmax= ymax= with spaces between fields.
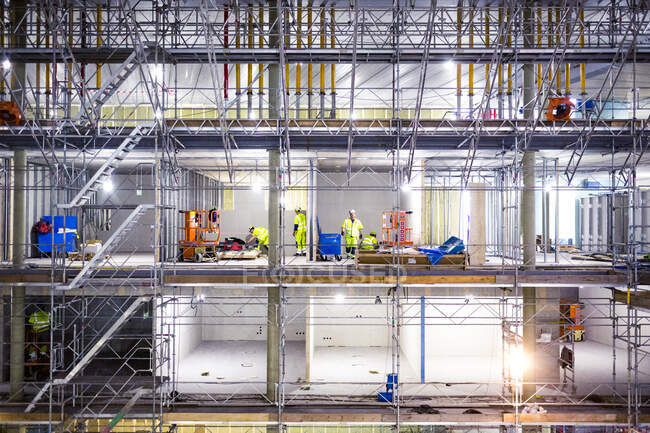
xmin=349 ymin=209 xmax=356 ymax=214
xmin=295 ymin=207 xmax=302 ymax=212
xmin=249 ymin=225 xmax=255 ymax=231
xmin=370 ymin=232 xmax=377 ymax=237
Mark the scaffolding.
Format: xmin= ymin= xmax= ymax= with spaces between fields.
xmin=0 ymin=2 xmax=648 ymax=433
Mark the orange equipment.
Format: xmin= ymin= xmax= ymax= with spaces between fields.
xmin=0 ymin=101 xmax=23 ymax=125
xmin=560 ymin=302 xmax=585 ymax=342
xmin=179 ymin=209 xmax=221 ymax=262
xmin=381 ymin=210 xmax=413 ymax=247
xmin=546 ymin=97 xmax=574 ymax=121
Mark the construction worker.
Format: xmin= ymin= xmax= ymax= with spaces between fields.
xmin=293 ymin=207 xmax=307 ymax=256
xmin=28 ymin=310 xmax=50 ymax=334
xmin=249 ymin=226 xmax=269 ymax=254
xmin=360 ymin=232 xmax=379 ymax=250
xmin=341 ymin=209 xmax=363 ymax=258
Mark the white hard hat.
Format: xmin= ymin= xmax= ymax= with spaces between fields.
xmin=349 ymin=209 xmax=356 ymax=214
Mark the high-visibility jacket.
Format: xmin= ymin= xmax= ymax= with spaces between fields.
xmin=342 ymin=218 xmax=363 ymax=239
xmin=252 ymin=227 xmax=269 ymax=245
xmin=294 ymin=212 xmax=307 ymax=231
xmin=360 ymin=235 xmax=378 ymax=250
xmin=29 ymin=311 xmax=50 ymax=333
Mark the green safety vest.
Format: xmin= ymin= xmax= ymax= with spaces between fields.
xmin=252 ymin=227 xmax=269 ymax=245
xmin=342 ymin=218 xmax=364 ymax=238
xmin=360 ymin=236 xmax=378 ymax=250
xmin=294 ymin=213 xmax=307 ymax=231
xmin=29 ymin=311 xmax=50 ymax=333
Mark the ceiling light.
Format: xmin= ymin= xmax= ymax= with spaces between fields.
xmin=251 ymin=182 xmax=262 ymax=192
xmin=2 ymin=59 xmax=11 ymax=70
xmin=102 ymin=179 xmax=114 ymax=193
xmin=545 ymin=184 xmax=553 ymax=193
xmin=401 ymin=183 xmax=412 ymax=192
xmin=445 ymin=60 xmax=454 ymax=70
xmin=335 ymin=293 xmax=345 ymax=303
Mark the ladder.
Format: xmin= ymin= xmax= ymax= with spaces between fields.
xmin=73 ymin=49 xmax=147 ymax=123
xmin=58 ymin=204 xmax=156 ymax=291
xmin=57 ymin=124 xmax=152 ymax=209
xmin=25 ymin=296 xmax=152 ymax=412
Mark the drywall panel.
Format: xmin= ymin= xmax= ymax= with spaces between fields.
xmin=311 ymin=297 xmax=391 ymax=347
xmin=468 ymin=182 xmax=486 ymax=265
xmin=201 ymin=299 xmax=305 ymax=342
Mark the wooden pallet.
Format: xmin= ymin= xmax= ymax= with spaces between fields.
xmin=219 ymin=249 xmax=261 ymax=260
xmin=357 ymin=251 xmax=465 ymax=266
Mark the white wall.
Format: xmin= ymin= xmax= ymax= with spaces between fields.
xmin=311 ymin=297 xmax=391 ymax=347
xmin=157 ymin=297 xmax=203 ymax=374
xmin=201 ymin=299 xmax=305 ymax=342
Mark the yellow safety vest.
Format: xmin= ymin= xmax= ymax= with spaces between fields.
xmin=294 ymin=213 xmax=307 ymax=231
xmin=252 ymin=227 xmax=269 ymax=245
xmin=342 ymin=218 xmax=364 ymax=238
xmin=29 ymin=311 xmax=50 ymax=333
xmin=361 ymin=236 xmax=378 ymax=250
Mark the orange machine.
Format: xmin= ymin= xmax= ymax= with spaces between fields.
xmin=381 ymin=210 xmax=413 ymax=247
xmin=560 ymin=302 xmax=585 ymax=342
xmin=179 ymin=209 xmax=221 ymax=262
xmin=0 ymin=101 xmax=22 ymax=125
xmin=546 ymin=97 xmax=574 ymax=121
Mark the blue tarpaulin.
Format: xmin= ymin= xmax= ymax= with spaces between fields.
xmin=418 ymin=236 xmax=465 ymax=265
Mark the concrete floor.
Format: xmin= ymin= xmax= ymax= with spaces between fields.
xmin=173 ymin=339 xmax=646 ymax=401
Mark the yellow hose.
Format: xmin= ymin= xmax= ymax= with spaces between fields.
xmin=468 ymin=8 xmax=473 ymax=97
xmin=579 ymin=7 xmax=585 ymax=95
xmin=536 ymin=7 xmax=541 ymax=91
xmin=320 ymin=7 xmax=325 ymax=95
xmin=555 ymin=8 xmax=561 ymax=93
xmin=285 ymin=8 xmax=290 ymax=94
xmin=497 ymin=8 xmax=502 ymax=96
xmin=330 ymin=6 xmax=335 ymax=95
xmin=484 ymin=9 xmax=489 ymax=93
xmin=36 ymin=7 xmax=41 ymax=94
xmin=247 ymin=6 xmax=253 ymax=95
xmin=97 ymin=6 xmax=102 ymax=90
xmin=296 ymin=3 xmax=302 ymax=95
xmin=236 ymin=7 xmax=241 ymax=96
xmin=546 ymin=6 xmax=553 ymax=85
xmin=307 ymin=4 xmax=313 ymax=99
xmin=456 ymin=6 xmax=461 ymax=97
xmin=506 ymin=8 xmax=512 ymax=95
xmin=259 ymin=5 xmax=264 ymax=94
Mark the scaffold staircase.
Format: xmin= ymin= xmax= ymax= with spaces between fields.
xmin=73 ymin=49 xmax=149 ymax=123
xmin=25 ymin=295 xmax=153 ymax=412
xmin=58 ymin=204 xmax=155 ymax=291
xmin=57 ymin=124 xmax=152 ymax=209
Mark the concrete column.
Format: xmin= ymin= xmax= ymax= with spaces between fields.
xmin=521 ymin=150 xmax=536 ymax=401
xmin=266 ymin=0 xmax=281 ymax=406
xmin=10 ymin=149 xmax=26 ymax=401
xmin=268 ymin=150 xmax=281 ymax=268
xmin=267 ymin=149 xmax=281 ymax=402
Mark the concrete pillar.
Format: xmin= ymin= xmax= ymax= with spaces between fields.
xmin=267 ymin=149 xmax=281 ymax=402
xmin=268 ymin=150 xmax=281 ymax=268
xmin=10 ymin=149 xmax=26 ymax=401
xmin=521 ymin=150 xmax=536 ymax=401
xmin=266 ymin=0 xmax=281 ymax=406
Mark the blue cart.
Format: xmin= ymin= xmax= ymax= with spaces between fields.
xmin=316 ymin=217 xmax=342 ymax=261
xmin=35 ymin=216 xmax=78 ymax=257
